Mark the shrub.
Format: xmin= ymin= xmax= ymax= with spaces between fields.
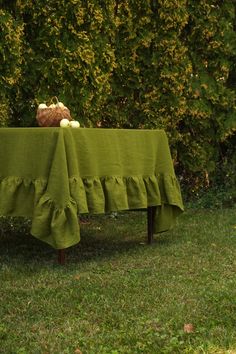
xmin=0 ymin=7 xmax=23 ymax=126
xmin=0 ymin=0 xmax=236 ymax=195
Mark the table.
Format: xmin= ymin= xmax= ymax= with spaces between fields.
xmin=0 ymin=127 xmax=184 ymax=262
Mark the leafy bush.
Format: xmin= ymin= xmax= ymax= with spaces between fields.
xmin=7 ymin=0 xmax=117 ymax=127
xmin=0 ymin=8 xmax=24 ymax=126
xmin=0 ymin=0 xmax=236 ymax=194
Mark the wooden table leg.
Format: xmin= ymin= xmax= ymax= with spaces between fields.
xmin=58 ymin=249 xmax=66 ymax=265
xmin=147 ymin=206 xmax=156 ymax=244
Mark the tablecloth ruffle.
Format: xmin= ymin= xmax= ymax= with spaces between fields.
xmin=31 ymin=194 xmax=79 ymax=249
xmin=0 ymin=174 xmax=183 ymax=248
xmin=0 ymin=176 xmax=79 ymax=249
xmin=0 ymin=177 xmax=46 ymax=215
xmin=70 ymin=174 xmax=183 ymax=213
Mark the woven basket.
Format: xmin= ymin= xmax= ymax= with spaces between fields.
xmin=36 ymin=97 xmax=72 ymax=127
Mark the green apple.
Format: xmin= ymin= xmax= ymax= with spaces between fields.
xmin=60 ymin=118 xmax=70 ymax=127
xmin=70 ymin=120 xmax=80 ymax=128
xmin=38 ymin=103 xmax=47 ymax=109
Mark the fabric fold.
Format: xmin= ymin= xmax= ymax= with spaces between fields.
xmin=69 ymin=173 xmax=184 ymax=214
xmin=31 ymin=194 xmax=79 ymax=249
xmin=0 ymin=172 xmax=183 ymax=248
xmin=0 ymin=128 xmax=184 ymax=249
xmin=0 ymin=176 xmax=46 ymax=216
xmin=69 ymin=173 xmax=184 ymax=235
xmin=0 ymin=177 xmax=80 ymax=249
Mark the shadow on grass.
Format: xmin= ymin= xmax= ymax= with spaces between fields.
xmin=0 ymin=211 xmax=177 ymax=267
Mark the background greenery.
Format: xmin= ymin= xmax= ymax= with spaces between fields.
xmin=1 ymin=0 xmax=236 ymax=197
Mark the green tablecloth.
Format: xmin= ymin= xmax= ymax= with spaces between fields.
xmin=0 ymin=127 xmax=184 ymax=249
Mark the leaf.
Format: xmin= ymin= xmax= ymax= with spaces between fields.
xmin=74 ymin=349 xmax=82 ymax=354
xmin=183 ymin=323 xmax=194 ymax=333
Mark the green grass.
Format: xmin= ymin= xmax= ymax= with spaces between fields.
xmin=0 ymin=209 xmax=236 ymax=354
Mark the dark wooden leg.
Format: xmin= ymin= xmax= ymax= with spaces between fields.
xmin=147 ymin=206 xmax=155 ymax=244
xmin=58 ymin=249 xmax=66 ymax=265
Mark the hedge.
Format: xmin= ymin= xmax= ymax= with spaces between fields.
xmin=1 ymin=0 xmax=236 ymax=194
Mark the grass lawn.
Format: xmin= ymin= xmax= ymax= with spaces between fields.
xmin=0 ymin=208 xmax=236 ymax=354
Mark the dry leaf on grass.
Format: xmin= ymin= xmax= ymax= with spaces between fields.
xmin=74 ymin=349 xmax=82 ymax=354
xmin=183 ymin=323 xmax=194 ymax=333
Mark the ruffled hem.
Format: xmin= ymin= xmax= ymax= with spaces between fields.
xmin=0 ymin=176 xmax=47 ymax=216
xmin=31 ymin=194 xmax=80 ymax=249
xmin=70 ymin=174 xmax=184 ymax=213
xmin=0 ymin=174 xmax=184 ymax=249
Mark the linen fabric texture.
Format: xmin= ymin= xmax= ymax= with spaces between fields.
xmin=0 ymin=128 xmax=184 ymax=249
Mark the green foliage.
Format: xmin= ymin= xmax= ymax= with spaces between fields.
xmin=0 ymin=7 xmax=23 ymax=126
xmin=8 ymin=0 xmax=117 ymax=126
xmin=180 ymin=1 xmax=236 ymax=179
xmin=1 ymin=0 xmax=236 ymax=192
xmin=0 ymin=101 xmax=10 ymax=127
